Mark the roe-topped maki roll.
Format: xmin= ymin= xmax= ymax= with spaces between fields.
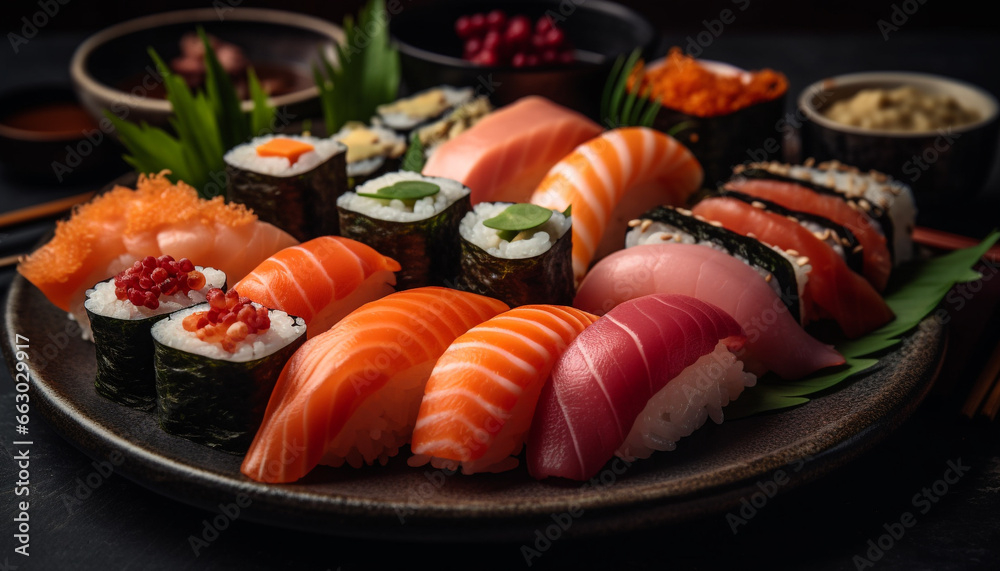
xmin=456 ymin=202 xmax=574 ymax=307
xmin=84 ymin=255 xmax=226 ymax=409
xmin=152 ymin=288 xmax=306 ymax=454
xmin=338 ymin=171 xmax=471 ymax=289
xmin=332 ymin=122 xmax=406 ymax=186
xmin=225 ymin=134 xmax=347 ymax=241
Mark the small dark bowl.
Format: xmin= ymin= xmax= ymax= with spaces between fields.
xmin=390 ymin=0 xmax=656 ymax=119
xmin=70 ymin=8 xmax=343 ymax=130
xmin=0 ymin=85 xmax=121 ymax=183
xmin=650 ymin=60 xmax=787 ymax=188
xmin=799 ymin=71 xmax=999 ymax=210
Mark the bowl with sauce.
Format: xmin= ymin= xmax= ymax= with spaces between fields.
xmin=799 ymin=71 xmax=999 ymax=208
xmin=70 ymin=8 xmax=343 ymax=131
xmin=0 ymin=85 xmax=122 ymax=182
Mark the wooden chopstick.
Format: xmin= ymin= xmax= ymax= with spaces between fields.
xmin=961 ymin=336 xmax=1000 ymax=418
xmin=0 ymin=253 xmax=21 ymax=269
xmin=913 ymin=226 xmax=1000 ymax=263
xmin=0 ymin=191 xmax=96 ymax=230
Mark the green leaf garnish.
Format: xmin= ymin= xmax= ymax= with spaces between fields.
xmin=401 ymin=132 xmax=426 ymax=172
xmin=484 ymin=204 xmax=553 ymax=242
xmin=600 ymin=48 xmax=662 ymax=129
xmin=107 ymin=26 xmax=276 ymax=198
xmin=357 ymin=180 xmax=439 ymax=201
xmin=727 ymin=230 xmax=1000 ymax=419
xmin=562 ymin=205 xmax=572 ymax=217
xmin=315 ymin=0 xmax=400 ymax=134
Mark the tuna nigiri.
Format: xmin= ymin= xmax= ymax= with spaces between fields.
xmin=573 ymin=243 xmax=844 ymax=380
xmin=233 ymin=236 xmax=400 ymax=337
xmin=691 ymin=196 xmax=894 ymax=338
xmin=409 ymin=305 xmax=599 ymax=475
xmin=17 ymin=172 xmax=298 ymax=338
xmin=422 ymin=96 xmax=603 ymax=204
xmin=529 ymin=127 xmax=703 ymax=280
xmin=241 ymin=287 xmax=508 ymax=483
xmin=528 ymin=294 xmax=753 ymax=481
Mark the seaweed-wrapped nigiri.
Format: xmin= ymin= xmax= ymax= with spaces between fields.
xmin=529 ymin=294 xmax=755 ymax=481
xmin=84 ymin=255 xmax=226 ymax=409
xmin=337 ymin=171 xmax=470 ymax=290
xmin=455 ymin=202 xmax=574 ymax=307
xmin=152 ymin=288 xmax=307 ymax=453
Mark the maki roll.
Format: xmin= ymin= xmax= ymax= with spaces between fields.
xmin=374 ymin=86 xmax=475 ymax=133
xmin=152 ymin=288 xmax=306 ymax=453
xmin=84 ymin=256 xmax=226 ymax=409
xmin=412 ymin=95 xmax=493 ymax=158
xmin=224 ymin=134 xmax=348 ymax=241
xmin=331 ymin=122 xmax=406 ymax=186
xmin=626 ymin=205 xmax=809 ymax=324
xmin=455 ymin=202 xmax=574 ymax=307
xmin=337 ymin=171 xmax=471 ymax=290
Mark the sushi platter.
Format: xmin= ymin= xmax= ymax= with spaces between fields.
xmin=3 ymin=0 xmax=996 ymax=542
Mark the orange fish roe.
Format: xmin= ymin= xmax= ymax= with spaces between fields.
xmin=630 ymin=47 xmax=788 ymax=118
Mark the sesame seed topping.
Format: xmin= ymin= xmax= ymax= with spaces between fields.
xmin=659 ymin=233 xmax=673 ymax=241
xmin=804 ymin=157 xmax=815 ymax=167
xmin=797 ymin=256 xmax=810 ymax=267
xmin=765 ymin=273 xmax=773 ymax=282
xmin=853 ymin=245 xmax=864 ymax=254
xmin=752 ymin=201 xmax=766 ymax=209
xmin=627 ymin=219 xmax=642 ymax=228
xmin=709 ymin=220 xmax=723 ymax=227
xmin=640 ymin=219 xmax=653 ymax=232
xmin=786 ymin=249 xmax=800 ymax=256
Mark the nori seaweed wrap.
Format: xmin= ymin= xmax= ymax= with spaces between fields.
xmin=331 ymin=123 xmax=407 ymax=188
xmin=224 ymin=134 xmax=348 ymax=241
xmin=454 ymin=202 xmax=574 ymax=307
xmin=338 ymin=171 xmax=471 ymax=290
xmin=151 ymin=298 xmax=306 ymax=453
xmin=84 ymin=262 xmax=227 ymax=410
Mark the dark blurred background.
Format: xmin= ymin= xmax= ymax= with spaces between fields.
xmin=2 ymin=0 xmax=996 ymax=34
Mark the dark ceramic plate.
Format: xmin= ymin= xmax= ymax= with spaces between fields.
xmin=2 ymin=266 xmax=944 ymax=541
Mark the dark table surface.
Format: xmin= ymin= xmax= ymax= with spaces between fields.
xmin=2 ymin=20 xmax=1000 ymax=571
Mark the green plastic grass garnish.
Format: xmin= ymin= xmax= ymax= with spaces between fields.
xmin=600 ymin=48 xmax=661 ymax=129
xmin=727 ymin=230 xmax=1000 ymax=419
xmin=485 ymin=204 xmax=553 ymax=242
xmin=314 ymin=0 xmax=400 ymax=134
xmin=107 ymin=27 xmax=275 ymax=198
xmin=357 ymin=180 xmax=439 ymax=201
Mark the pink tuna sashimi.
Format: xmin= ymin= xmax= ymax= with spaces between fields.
xmin=573 ymin=243 xmax=843 ymax=380
xmin=527 ymin=294 xmax=747 ymax=481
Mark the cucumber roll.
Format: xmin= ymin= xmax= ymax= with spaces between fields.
xmin=332 ymin=122 xmax=407 ymax=187
xmin=455 ymin=202 xmax=574 ymax=307
xmin=224 ymin=134 xmax=348 ymax=241
xmin=152 ymin=288 xmax=306 ymax=454
xmin=626 ymin=205 xmax=809 ymax=325
xmin=338 ymin=171 xmax=471 ymax=290
xmin=84 ymin=256 xmax=226 ymax=410
xmin=374 ymin=86 xmax=475 ymax=133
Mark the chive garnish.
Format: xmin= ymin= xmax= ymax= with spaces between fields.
xmin=357 ymin=180 xmax=440 ymax=201
xmin=484 ymin=204 xmax=553 ymax=242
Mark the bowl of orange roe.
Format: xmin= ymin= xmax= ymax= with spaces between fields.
xmin=630 ymin=48 xmax=788 ymax=187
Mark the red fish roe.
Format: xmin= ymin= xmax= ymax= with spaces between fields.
xmin=114 ymin=255 xmax=205 ymax=309
xmin=182 ymin=288 xmax=270 ymax=353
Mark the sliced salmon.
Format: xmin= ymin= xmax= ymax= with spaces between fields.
xmin=409 ymin=305 xmax=598 ymax=474
xmin=529 ymin=127 xmax=703 ymax=281
xmin=421 ymin=96 xmax=602 ymax=204
xmin=233 ymin=236 xmax=401 ymax=337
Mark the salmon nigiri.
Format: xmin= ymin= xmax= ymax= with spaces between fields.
xmin=409 ymin=305 xmax=598 ymax=475
xmin=241 ymin=287 xmax=508 ymax=483
xmin=691 ymin=196 xmax=894 ymax=338
xmin=529 ymin=127 xmax=703 ymax=281
xmin=573 ymin=243 xmax=844 ymax=380
xmin=528 ymin=294 xmax=753 ymax=481
xmin=17 ymin=172 xmax=297 ymax=338
xmin=233 ymin=236 xmax=400 ymax=337
xmin=421 ymin=96 xmax=602 ymax=204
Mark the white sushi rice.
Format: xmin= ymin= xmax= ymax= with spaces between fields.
xmin=625 ymin=221 xmax=811 ymax=321
xmin=83 ymin=267 xmax=226 ymax=321
xmin=223 ymin=134 xmax=346 ymax=177
xmin=331 ymin=124 xmax=406 ymax=177
xmin=459 ymin=202 xmax=572 ymax=260
xmin=150 ymin=303 xmax=306 ymax=363
xmin=375 ymin=86 xmax=474 ymax=131
xmin=338 ymin=171 xmax=470 ymax=222
xmin=617 ymin=342 xmax=756 ymax=461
